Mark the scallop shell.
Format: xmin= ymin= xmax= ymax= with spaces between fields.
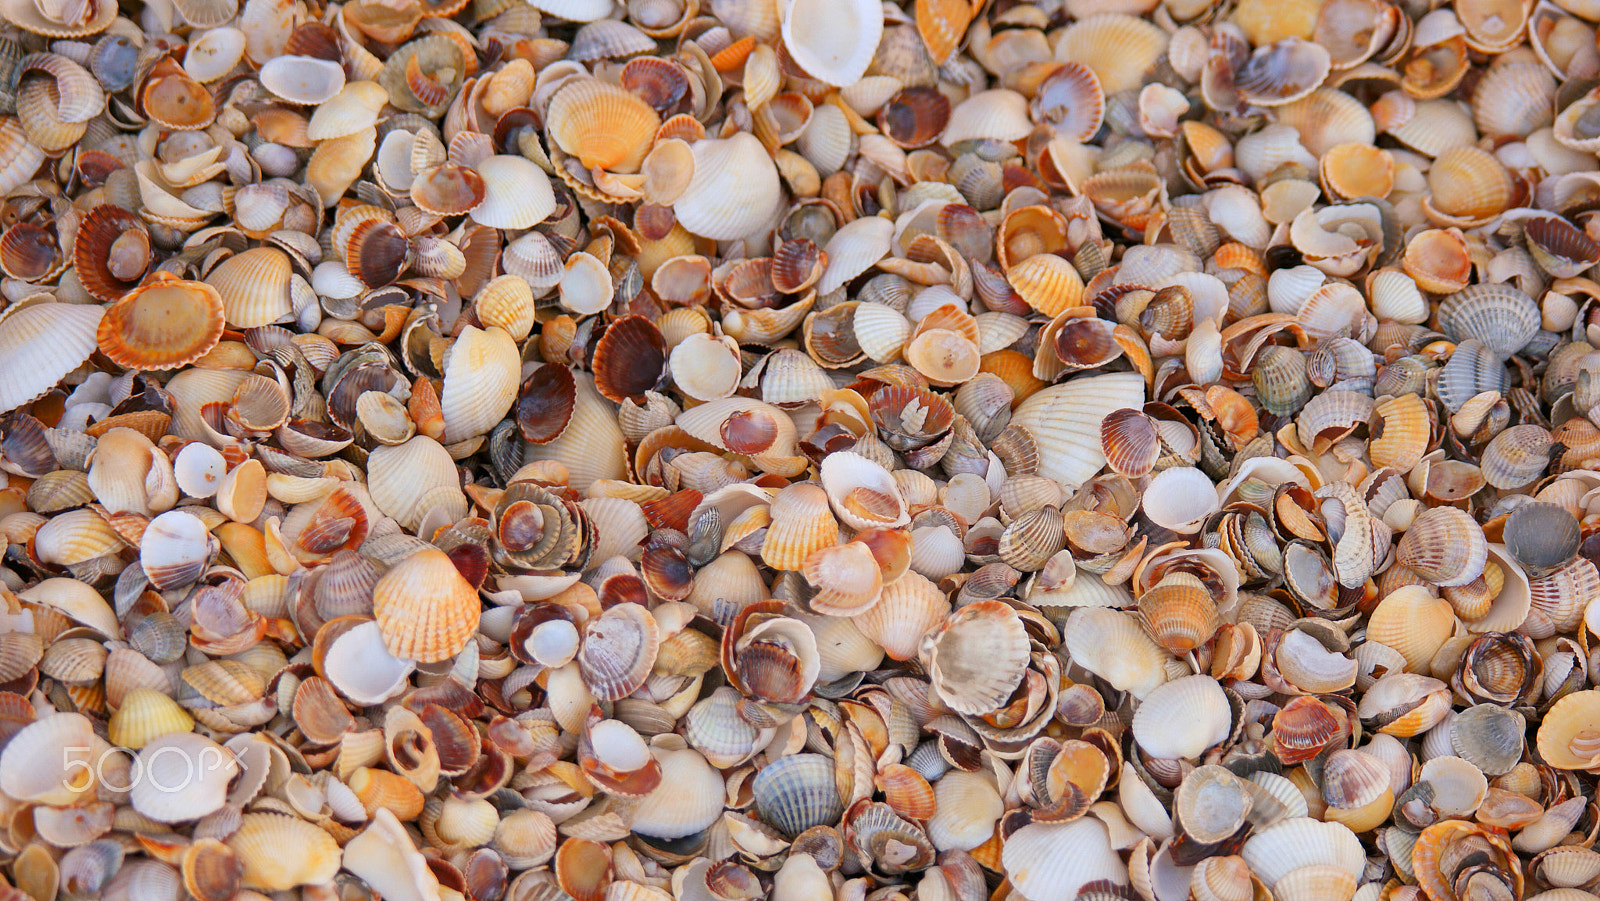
xmin=1054 ymin=14 xmax=1169 ymax=94
xmin=941 ymin=89 xmax=1033 ymax=145
xmin=548 ymin=78 xmax=660 ymax=173
xmin=226 ymin=813 xmax=342 ymax=891
xmin=1002 ymin=818 xmax=1128 ymax=901
xmin=818 ymin=215 xmax=894 ymax=296
xmin=206 ymin=247 xmax=293 ymax=329
xmin=673 ymin=133 xmax=782 ymax=241
xmin=97 ymin=275 xmax=226 ymax=371
xmin=753 ymin=753 xmax=844 ymax=838
xmin=472 ymin=155 xmax=556 ymax=229
xmin=367 ymin=436 xmax=467 ymax=531
xmin=1009 ymin=372 xmax=1146 ymax=489
xmin=440 ymin=325 xmax=520 ymax=443
xmin=852 ymin=570 xmax=948 ymax=660
xmin=1063 ymin=607 xmax=1170 ymax=699
xmin=129 ymin=733 xmax=238 ymax=823
xmin=372 ymin=547 xmax=481 ymax=663
xmin=926 ymin=600 xmax=1030 ymax=716
xmin=1437 ymin=283 xmax=1540 ymax=358
xmin=0 ymin=302 xmax=104 ymax=414
xmin=1131 ymin=674 xmax=1231 ymax=760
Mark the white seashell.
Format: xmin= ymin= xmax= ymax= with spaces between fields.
xmin=818 ymin=215 xmax=894 ymax=295
xmin=1235 ymin=124 xmax=1317 ymax=182
xmin=258 ymin=55 xmax=346 ymax=104
xmin=173 ymin=442 xmax=227 ymax=498
xmin=854 ymin=302 xmax=913 ymax=362
xmin=1367 ymin=268 xmax=1428 ymax=324
xmin=141 ymin=509 xmax=215 ymax=591
xmin=942 ymin=90 xmax=1034 ymax=145
xmin=1002 ymin=818 xmax=1129 ymax=901
xmin=343 ymin=808 xmax=442 ymax=901
xmin=780 ymin=0 xmax=881 ymax=87
xmin=1268 ymin=265 xmax=1326 ymax=315
xmin=306 ymin=81 xmax=387 ymax=140
xmin=440 ymin=325 xmax=520 ymax=443
xmin=630 ymin=749 xmax=728 ymax=839
xmin=1131 ymin=674 xmax=1231 ymax=759
xmin=1206 ymin=185 xmax=1272 ymax=248
xmin=1063 ymin=608 xmax=1171 ymax=699
xmin=183 ymin=27 xmax=247 ymax=83
xmin=559 ymin=251 xmax=613 ymax=316
xmin=0 ymin=713 xmax=104 ymax=805
xmin=472 ymin=155 xmax=556 ymax=229
xmin=0 ymin=303 xmax=104 ymax=414
xmin=908 ymin=525 xmax=966 ymax=580
xmin=1241 ymin=818 xmax=1366 ymax=889
xmin=927 ymin=771 xmax=1005 ymax=851
xmin=367 ymin=436 xmax=468 ymax=531
xmin=819 ymin=451 xmax=909 ymax=530
xmin=1119 ymin=761 xmax=1174 ymax=839
xmin=1143 ymin=467 xmax=1220 ymax=533
xmin=130 ymin=732 xmax=239 ymax=823
xmin=528 ymin=0 xmax=615 ymax=20
xmin=669 ymin=332 xmax=742 ymax=400
xmin=797 ymin=102 xmax=853 ymax=176
xmin=323 ymin=620 xmax=417 ymax=705
xmin=674 ymin=133 xmax=783 ymax=241
xmin=1009 ymin=372 xmax=1147 ymax=489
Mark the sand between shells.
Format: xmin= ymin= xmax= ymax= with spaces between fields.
xmin=9 ymin=0 xmax=1600 ymax=899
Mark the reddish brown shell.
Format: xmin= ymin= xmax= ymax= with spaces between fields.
xmin=515 ymin=363 xmax=578 ymax=445
xmin=73 ymin=205 xmax=150 ymax=301
xmin=346 ymin=219 xmax=412 ymax=288
xmin=879 ymin=86 xmax=951 ymax=148
xmin=592 ymin=315 xmax=667 ymax=404
xmin=96 ymin=273 xmax=226 ymax=371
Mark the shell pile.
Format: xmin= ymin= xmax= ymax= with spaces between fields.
xmin=12 ymin=0 xmax=1600 ymax=900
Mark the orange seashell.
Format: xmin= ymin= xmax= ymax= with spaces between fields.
xmin=73 ymin=205 xmax=150 ymax=301
xmin=97 ymin=272 xmax=226 ymax=371
xmin=547 ymin=78 xmax=661 ymax=174
xmin=875 ymin=763 xmax=937 ymax=819
xmin=140 ymin=58 xmax=216 ymax=129
xmin=372 ymin=547 xmax=481 ymax=663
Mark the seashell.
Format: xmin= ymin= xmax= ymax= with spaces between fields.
xmin=73 ymin=204 xmax=150 ymax=302
xmin=1055 ymin=14 xmax=1168 ymax=94
xmin=548 ymin=78 xmax=660 ymax=174
xmin=819 ymin=215 xmax=894 ymax=296
xmin=1131 ymin=674 xmax=1231 ymax=760
xmin=674 ymin=133 xmax=783 ymax=241
xmin=629 ymin=748 xmax=726 ymax=839
xmin=440 ymin=325 xmax=519 ymax=443
xmin=1142 ymin=467 xmax=1219 ymax=534
xmin=820 ymin=451 xmax=909 ymax=531
xmin=0 ymin=302 xmax=104 ymax=414
xmin=98 ymin=274 xmax=226 ymax=372
xmin=0 ymin=712 xmax=101 ymax=804
xmin=259 ymin=55 xmax=346 ymax=104
xmin=781 ymin=0 xmax=881 ymax=87
xmin=1437 ymin=283 xmax=1540 ymax=358
xmin=852 ymin=570 xmax=948 ymax=660
xmin=926 ymin=600 xmax=1030 ymax=715
xmin=1504 ymin=502 xmax=1579 ymax=579
xmin=1002 ymin=818 xmax=1128 ymax=901
xmin=1397 ymin=507 xmax=1489 ymax=588
xmin=1009 ymin=373 xmax=1145 ymax=490
xmin=206 ymin=247 xmax=293 ymax=329
xmin=373 ymin=547 xmax=481 ymax=663
xmin=227 ymin=813 xmax=342 ymax=890
xmin=472 ymin=155 xmax=556 ymax=229
xmin=942 ymin=89 xmax=1033 ymax=145
xmin=754 ymin=753 xmax=844 ymax=837
xmin=1536 ymin=690 xmax=1600 ymax=769
xmin=1479 ymin=424 xmax=1552 ymax=490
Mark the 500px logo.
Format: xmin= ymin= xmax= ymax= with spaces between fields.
xmin=60 ymin=745 xmax=235 ymax=794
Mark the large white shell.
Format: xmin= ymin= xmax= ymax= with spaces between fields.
xmin=630 ymin=749 xmax=727 ymax=839
xmin=942 ymin=90 xmax=1034 ymax=145
xmin=528 ymin=0 xmax=614 ymax=20
xmin=440 ymin=325 xmax=520 ymax=443
xmin=323 ymin=620 xmax=417 ymax=705
xmin=130 ymin=732 xmax=239 ymax=823
xmin=0 ymin=303 xmax=104 ymax=414
xmin=0 ymin=713 xmax=103 ymax=805
xmin=1063 ymin=607 xmax=1171 ymax=699
xmin=674 ymin=134 xmax=783 ymax=241
xmin=367 ymin=436 xmax=468 ymax=531
xmin=472 ymin=156 xmax=556 ymax=229
xmin=342 ymin=807 xmax=441 ymax=901
xmin=1010 ymin=372 xmax=1147 ymax=489
xmin=819 ymin=450 xmax=909 ymax=530
xmin=141 ymin=509 xmax=215 ymax=591
xmin=184 ymin=27 xmax=248 ymax=83
xmin=1131 ymin=674 xmax=1231 ymax=759
xmin=1002 ymin=818 xmax=1128 ymax=901
xmin=258 ymin=54 xmax=346 ymax=104
xmin=818 ymin=215 xmax=894 ymax=295
xmin=780 ymin=0 xmax=882 ymax=87
xmin=1241 ymin=818 xmax=1366 ymax=888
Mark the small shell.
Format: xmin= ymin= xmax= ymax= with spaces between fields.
xmin=927 ymin=600 xmax=1031 ymax=716
xmin=259 ymin=54 xmax=346 ymax=104
xmin=753 ymin=753 xmax=844 ymax=838
xmin=781 ymin=0 xmax=882 ymax=86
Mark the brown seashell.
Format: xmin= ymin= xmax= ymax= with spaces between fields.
xmin=73 ymin=204 xmax=150 ymax=302
xmin=593 ymin=316 xmax=667 ymax=404
xmin=97 ymin=273 xmax=226 ymax=371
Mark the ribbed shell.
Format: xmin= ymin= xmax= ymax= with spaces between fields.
xmin=1437 ymin=283 xmax=1540 ymax=358
xmin=1009 ymin=372 xmax=1146 ymax=489
xmin=0 ymin=302 xmax=103 ymax=413
xmin=752 ymin=753 xmax=843 ymax=838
